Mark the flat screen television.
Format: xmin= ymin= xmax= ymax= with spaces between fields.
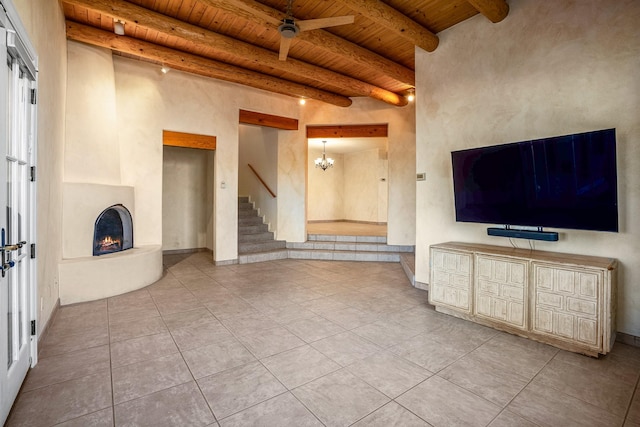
xmin=451 ymin=128 xmax=618 ymax=233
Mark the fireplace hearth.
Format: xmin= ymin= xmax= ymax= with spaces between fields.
xmin=93 ymin=204 xmax=133 ymax=256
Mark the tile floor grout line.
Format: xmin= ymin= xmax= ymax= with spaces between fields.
xmin=106 ymin=294 xmax=116 ymax=427
xmin=529 ymin=351 xmax=635 ymax=421
xmin=174 ymin=257 xmax=322 ymax=425
xmin=621 ymin=365 xmax=640 ymax=425
xmin=485 ymin=347 xmax=559 ymax=426
xmin=389 ymin=376 xmax=437 ymax=425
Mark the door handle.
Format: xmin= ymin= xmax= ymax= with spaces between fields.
xmin=1 ymin=260 xmax=14 ymax=274
xmin=2 ymin=241 xmax=26 ymax=251
xmin=0 ymin=228 xmax=25 ymax=277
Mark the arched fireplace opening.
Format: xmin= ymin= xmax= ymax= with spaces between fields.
xmin=93 ymin=204 xmax=133 ymax=256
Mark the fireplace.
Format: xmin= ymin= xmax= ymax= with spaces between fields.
xmin=93 ymin=204 xmax=133 ymax=256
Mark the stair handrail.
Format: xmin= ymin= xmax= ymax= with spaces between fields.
xmin=247 ymin=164 xmax=276 ymax=198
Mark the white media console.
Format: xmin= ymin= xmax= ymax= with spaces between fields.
xmin=429 ymin=242 xmax=617 ymax=357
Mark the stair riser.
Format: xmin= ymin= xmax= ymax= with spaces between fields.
xmin=239 ymin=210 xmax=259 ymax=217
xmin=238 ymin=241 xmax=286 ymax=254
xmin=238 ymin=249 xmax=288 ymax=264
xmin=238 ymin=217 xmax=264 ymax=225
xmin=239 ymin=224 xmax=269 ymax=234
xmin=286 ymin=242 xmax=414 ymax=253
xmin=239 ymin=232 xmax=274 ymax=243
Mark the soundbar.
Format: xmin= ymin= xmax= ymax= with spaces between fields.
xmin=487 ymin=227 xmax=559 ymax=241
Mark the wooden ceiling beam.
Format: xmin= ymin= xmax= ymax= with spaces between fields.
xmin=239 ymin=110 xmax=298 ymax=130
xmin=307 ymin=124 xmax=388 ymax=139
xmin=466 ymin=0 xmax=509 ymax=23
xmin=66 ymin=22 xmax=353 ymax=107
xmin=163 ymin=130 xmax=217 ymax=150
xmin=201 ymin=0 xmax=415 ymax=86
xmin=333 ymin=0 xmax=439 ymax=52
xmin=63 ymin=0 xmax=407 ymax=106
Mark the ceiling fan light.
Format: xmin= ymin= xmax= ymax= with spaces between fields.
xmin=278 ymin=20 xmax=299 ymax=39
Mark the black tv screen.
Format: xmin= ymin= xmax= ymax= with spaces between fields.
xmin=451 ymin=129 xmax=618 ymax=232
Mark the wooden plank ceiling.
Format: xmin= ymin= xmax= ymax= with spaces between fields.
xmin=61 ymin=0 xmax=509 ymax=107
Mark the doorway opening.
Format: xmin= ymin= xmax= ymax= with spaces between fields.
xmin=306 ymin=124 xmax=389 ymax=237
xmin=161 ymin=131 xmax=215 ymax=256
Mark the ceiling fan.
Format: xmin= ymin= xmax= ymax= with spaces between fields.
xmin=277 ymin=0 xmax=354 ymax=61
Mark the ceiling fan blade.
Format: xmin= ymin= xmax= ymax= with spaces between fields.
xmin=296 ymin=15 xmax=354 ymax=32
xmin=279 ymin=36 xmax=293 ymax=61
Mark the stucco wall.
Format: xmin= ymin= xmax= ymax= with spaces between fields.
xmin=415 ymin=0 xmax=640 ymax=335
xmin=308 ymin=147 xmax=388 ymax=223
xmin=308 ymin=148 xmax=344 ymax=221
xmin=344 ymin=148 xmax=386 ymax=223
xmin=64 ymin=43 xmax=119 ymax=185
xmin=13 ymin=0 xmax=67 ymax=333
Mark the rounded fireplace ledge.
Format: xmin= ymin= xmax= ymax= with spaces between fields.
xmin=59 ymin=245 xmax=163 ymax=305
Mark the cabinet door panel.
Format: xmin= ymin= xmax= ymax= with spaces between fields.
xmin=532 ymin=263 xmax=602 ymax=349
xmin=474 ymin=255 xmax=528 ymax=330
xmin=430 ymin=249 xmax=472 ymax=313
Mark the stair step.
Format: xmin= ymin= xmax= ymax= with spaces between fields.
xmin=238 ymin=249 xmax=288 ymax=264
xmin=307 ymin=234 xmax=387 ymax=244
xmin=238 ymin=196 xmax=249 ymax=203
xmin=287 ymin=241 xmax=414 ymax=253
xmin=239 ymin=231 xmax=274 ymax=243
xmin=239 ymin=209 xmax=259 ymax=218
xmin=400 ymin=253 xmax=416 ymax=286
xmin=288 ymin=249 xmax=401 ymax=262
xmin=238 ymin=240 xmax=287 ymax=254
xmin=239 ymin=224 xmax=269 ymax=234
xmin=238 ymin=202 xmax=254 ymax=210
xmin=238 ymin=216 xmax=265 ymax=226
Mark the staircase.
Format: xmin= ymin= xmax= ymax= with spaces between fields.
xmin=237 ymin=197 xmax=415 ymax=287
xmin=238 ymin=197 xmax=287 ymax=264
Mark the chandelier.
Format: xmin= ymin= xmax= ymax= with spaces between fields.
xmin=315 ymin=141 xmax=334 ymax=171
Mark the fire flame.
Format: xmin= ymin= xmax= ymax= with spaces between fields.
xmin=99 ymin=236 xmax=121 ymax=250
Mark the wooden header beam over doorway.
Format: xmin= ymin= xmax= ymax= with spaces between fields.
xmin=239 ymin=110 xmax=299 ymax=130
xmin=306 ymin=124 xmax=388 ymax=139
xmin=163 ymin=130 xmax=217 ymax=150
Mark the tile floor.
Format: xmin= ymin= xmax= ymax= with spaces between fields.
xmin=7 ymin=253 xmax=640 ymax=426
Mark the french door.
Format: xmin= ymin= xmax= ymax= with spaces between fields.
xmin=0 ymin=3 xmax=37 ymax=424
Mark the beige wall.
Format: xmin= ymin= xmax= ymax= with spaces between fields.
xmin=162 ymin=146 xmax=214 ymax=251
xmin=308 ymin=148 xmax=344 ymax=221
xmin=64 ymin=43 xmax=119 ymax=184
xmin=308 ymin=147 xmax=388 ymax=223
xmin=344 ymin=148 xmax=387 ymax=223
xmin=415 ymin=0 xmax=640 ymax=336
xmin=238 ymin=125 xmax=278 ymax=233
xmin=13 ymin=0 xmax=67 ymax=333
